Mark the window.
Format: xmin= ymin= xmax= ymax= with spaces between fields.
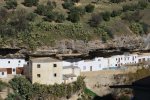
xmin=71 ymin=77 xmax=73 ymax=80
xmin=53 ymin=64 xmax=57 ymax=67
xmin=18 ymin=60 xmax=21 ymax=63
xmin=13 ymin=69 xmax=15 ymax=72
xmin=8 ymin=61 xmax=10 ymax=63
xmin=37 ymin=64 xmax=41 ymax=68
xmin=2 ymin=72 xmax=4 ymax=75
xmin=116 ymin=58 xmax=117 ymax=61
xmin=98 ymin=59 xmax=101 ymax=61
xmin=37 ymin=74 xmax=41 ymax=78
xmin=54 ymin=73 xmax=57 ymax=77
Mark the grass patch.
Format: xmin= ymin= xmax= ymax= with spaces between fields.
xmin=84 ymin=88 xmax=97 ymax=97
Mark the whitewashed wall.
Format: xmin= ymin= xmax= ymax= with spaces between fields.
xmin=0 ymin=59 xmax=26 ymax=75
xmin=0 ymin=71 xmax=7 ymax=78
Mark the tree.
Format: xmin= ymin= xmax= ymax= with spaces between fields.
xmin=85 ymin=4 xmax=95 ymax=13
xmin=5 ymin=0 xmax=18 ymax=9
xmin=9 ymin=76 xmax=33 ymax=100
xmin=23 ymin=0 xmax=39 ymax=7
xmin=138 ymin=0 xmax=148 ymax=9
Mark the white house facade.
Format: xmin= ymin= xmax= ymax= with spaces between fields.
xmin=0 ymin=59 xmax=27 ymax=78
xmin=62 ymin=53 xmax=150 ymax=72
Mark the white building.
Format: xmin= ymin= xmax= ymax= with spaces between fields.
xmin=0 ymin=59 xmax=27 ymax=78
xmin=62 ymin=53 xmax=150 ymax=72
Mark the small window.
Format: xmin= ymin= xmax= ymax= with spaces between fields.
xmin=116 ymin=58 xmax=117 ymax=61
xmin=2 ymin=72 xmax=4 ymax=75
xmin=53 ymin=64 xmax=57 ymax=67
xmin=37 ymin=74 xmax=41 ymax=78
xmin=8 ymin=61 xmax=10 ymax=63
xmin=54 ymin=73 xmax=57 ymax=77
xmin=18 ymin=60 xmax=21 ymax=63
xmin=37 ymin=64 xmax=41 ymax=68
xmin=115 ymin=64 xmax=117 ymax=66
xmin=13 ymin=69 xmax=15 ymax=72
xmin=71 ymin=77 xmax=73 ymax=80
xmin=98 ymin=59 xmax=101 ymax=61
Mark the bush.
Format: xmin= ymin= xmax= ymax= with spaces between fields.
xmin=47 ymin=1 xmax=57 ymax=8
xmin=70 ymin=7 xmax=85 ymax=16
xmin=23 ymin=0 xmax=39 ymax=7
xmin=85 ymin=4 xmax=95 ymax=13
xmin=102 ymin=11 xmax=111 ymax=21
xmin=111 ymin=10 xmax=121 ymax=17
xmin=110 ymin=0 xmax=126 ymax=3
xmin=89 ymin=13 xmax=103 ymax=27
xmin=68 ymin=13 xmax=80 ymax=23
xmin=129 ymin=22 xmax=144 ymax=35
xmin=138 ymin=0 xmax=148 ymax=9
xmin=35 ymin=4 xmax=53 ymax=16
xmin=45 ymin=12 xmax=58 ymax=22
xmin=56 ymin=13 xmax=66 ymax=23
xmin=62 ymin=2 xmax=74 ymax=10
xmin=72 ymin=0 xmax=80 ymax=3
xmin=26 ymin=13 xmax=37 ymax=21
xmin=5 ymin=0 xmax=17 ymax=9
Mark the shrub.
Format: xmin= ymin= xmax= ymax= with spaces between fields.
xmin=62 ymin=2 xmax=74 ymax=10
xmin=129 ymin=22 xmax=144 ymax=35
xmin=23 ymin=0 xmax=39 ymax=7
xmin=85 ymin=4 xmax=95 ymax=13
xmin=68 ymin=12 xmax=80 ymax=23
xmin=69 ymin=7 xmax=85 ymax=16
xmin=110 ymin=0 xmax=126 ymax=3
xmin=45 ymin=12 xmax=58 ymax=22
xmin=26 ymin=13 xmax=37 ymax=21
xmin=89 ymin=13 xmax=103 ymax=27
xmin=111 ymin=10 xmax=121 ymax=17
xmin=56 ymin=13 xmax=66 ymax=23
xmin=47 ymin=1 xmax=57 ymax=8
xmin=5 ymin=0 xmax=17 ymax=9
xmin=72 ymin=0 xmax=80 ymax=3
xmin=138 ymin=0 xmax=148 ymax=9
xmin=102 ymin=11 xmax=111 ymax=21
xmin=35 ymin=5 xmax=53 ymax=16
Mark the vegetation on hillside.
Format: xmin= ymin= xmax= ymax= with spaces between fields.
xmin=6 ymin=76 xmax=86 ymax=100
xmin=0 ymin=0 xmax=149 ymax=50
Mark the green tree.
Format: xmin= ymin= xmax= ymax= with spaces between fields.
xmin=85 ymin=4 xmax=95 ymax=13
xmin=9 ymin=76 xmax=33 ymax=100
xmin=129 ymin=22 xmax=144 ymax=35
xmin=5 ymin=0 xmax=18 ymax=9
xmin=111 ymin=10 xmax=121 ymax=17
xmin=23 ymin=0 xmax=39 ymax=7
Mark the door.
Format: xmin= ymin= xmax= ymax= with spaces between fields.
xmin=90 ymin=66 xmax=92 ymax=71
xmin=7 ymin=68 xmax=12 ymax=74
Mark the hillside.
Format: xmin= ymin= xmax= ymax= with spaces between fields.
xmin=0 ymin=0 xmax=150 ymax=53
